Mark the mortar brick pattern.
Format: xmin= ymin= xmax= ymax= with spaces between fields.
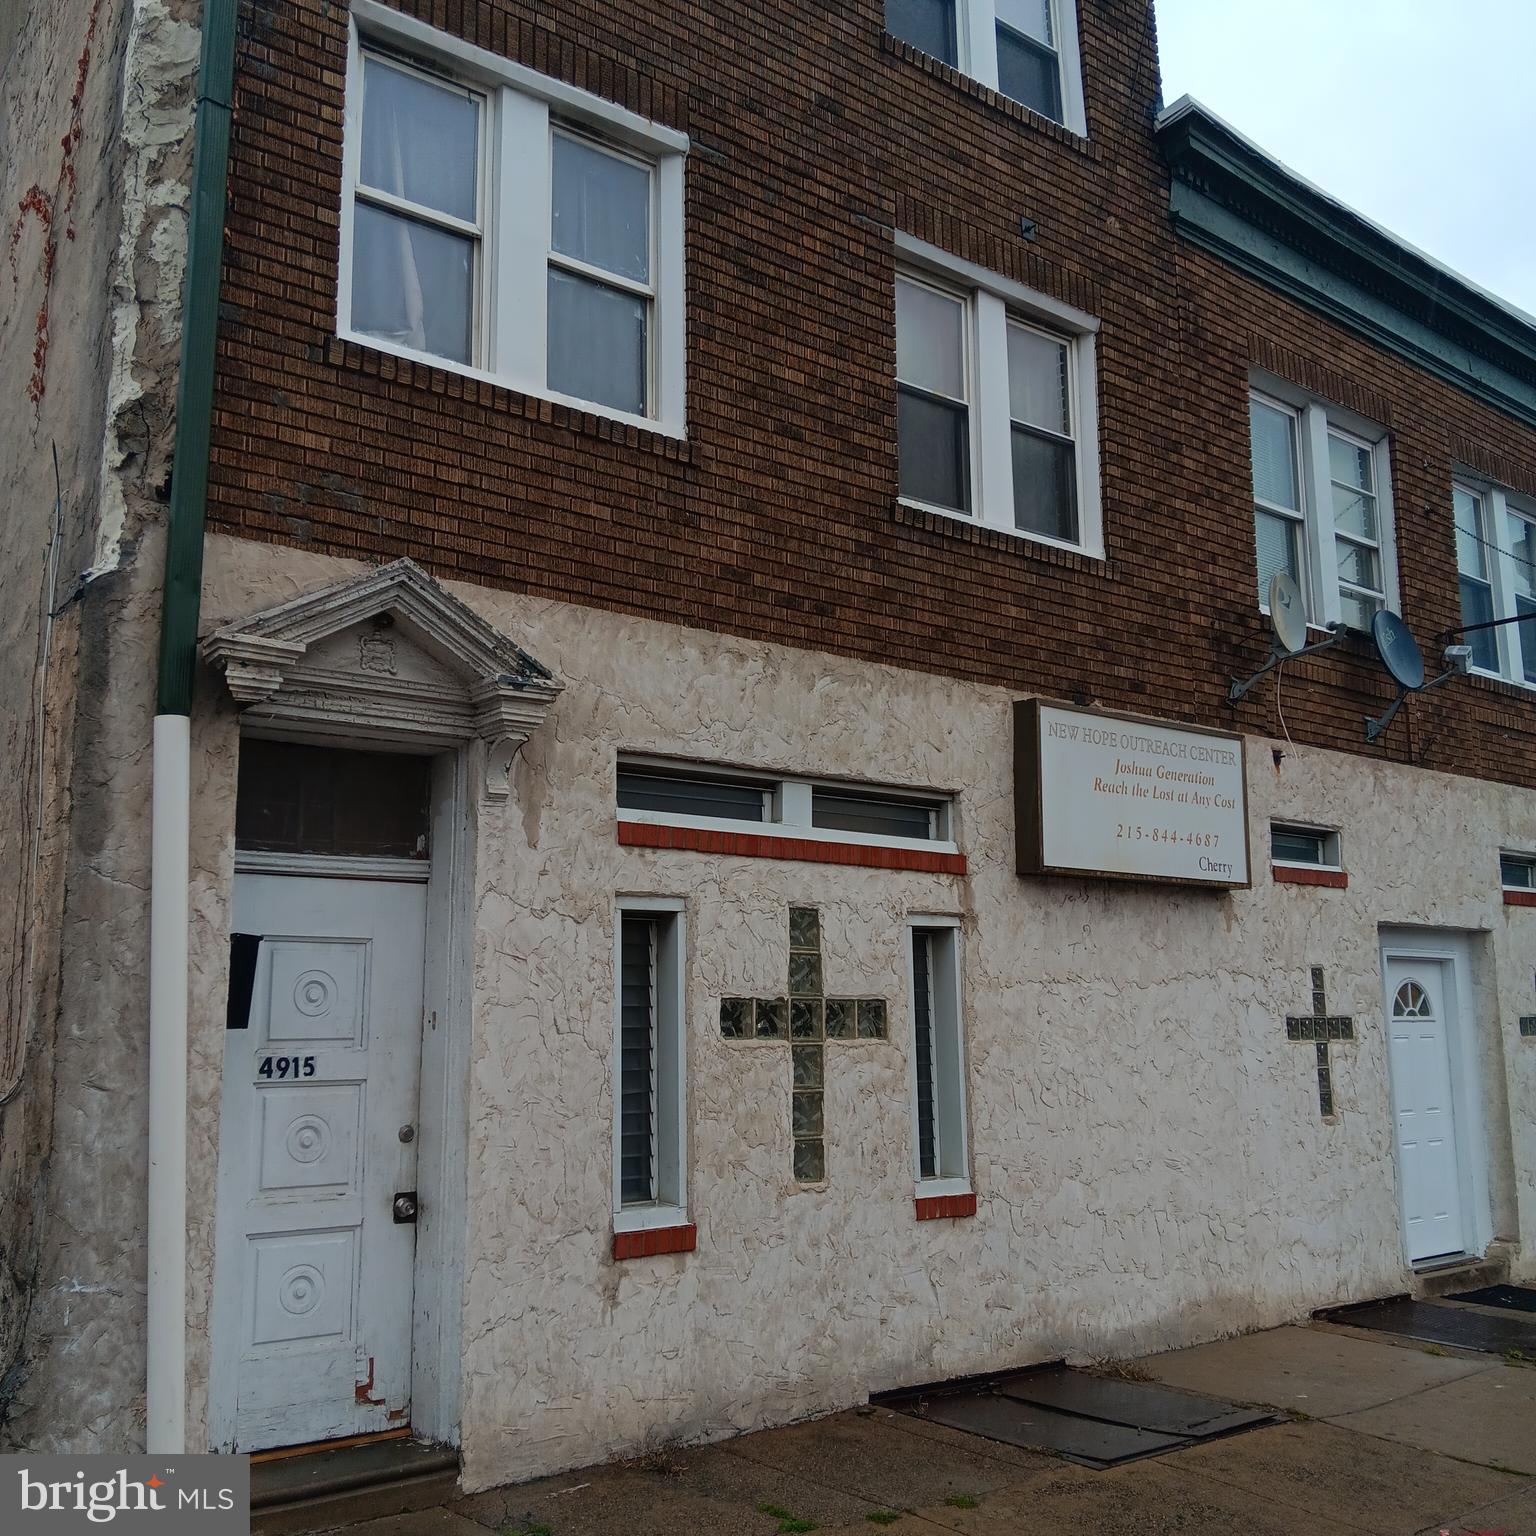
xmin=209 ymin=0 xmax=1536 ymax=789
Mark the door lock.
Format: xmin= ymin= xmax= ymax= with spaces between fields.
xmin=392 ymin=1191 xmax=419 ymax=1224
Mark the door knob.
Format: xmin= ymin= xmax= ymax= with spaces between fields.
xmin=392 ymin=1191 xmax=418 ymax=1224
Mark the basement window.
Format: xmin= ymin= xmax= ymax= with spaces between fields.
xmin=614 ymin=899 xmax=686 ymax=1230
xmin=1270 ymin=824 xmax=1341 ymax=870
xmin=1500 ymin=852 xmax=1536 ymax=891
xmin=617 ymin=756 xmax=956 ymax=852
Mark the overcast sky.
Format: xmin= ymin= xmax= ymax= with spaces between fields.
xmin=1154 ymin=0 xmax=1536 ymax=318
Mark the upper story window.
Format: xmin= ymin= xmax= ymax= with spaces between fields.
xmin=1248 ymin=383 xmax=1397 ymax=630
xmin=1455 ymin=479 xmax=1536 ymax=686
xmin=885 ymin=0 xmax=1086 ymax=135
xmin=895 ymin=236 xmax=1102 ymax=557
xmin=341 ymin=11 xmax=687 ymax=435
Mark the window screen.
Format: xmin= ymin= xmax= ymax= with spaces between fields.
xmin=886 ymin=0 xmax=958 ymax=65
xmin=235 ymin=739 xmax=431 ymax=858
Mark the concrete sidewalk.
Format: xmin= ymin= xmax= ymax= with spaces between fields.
xmin=326 ymin=1323 xmax=1536 ymax=1536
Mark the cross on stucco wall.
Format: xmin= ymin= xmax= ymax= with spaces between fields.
xmin=719 ymin=906 xmax=888 ymax=1183
xmin=1285 ymin=966 xmax=1355 ymax=1117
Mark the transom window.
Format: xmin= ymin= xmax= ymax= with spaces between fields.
xmin=341 ymin=15 xmax=687 ymax=434
xmin=617 ymin=756 xmax=955 ymax=851
xmin=1455 ymin=479 xmax=1536 ymax=686
xmin=885 ymin=0 xmax=1086 ymax=134
xmin=895 ymin=241 xmax=1102 ymax=556
xmin=1248 ymin=385 xmax=1396 ymax=629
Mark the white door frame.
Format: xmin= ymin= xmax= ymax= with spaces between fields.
xmin=1379 ymin=930 xmax=1492 ymax=1268
xmin=208 ymin=741 xmax=472 ymax=1451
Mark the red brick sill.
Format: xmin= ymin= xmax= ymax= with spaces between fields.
xmin=1504 ymin=889 xmax=1536 ymax=907
xmin=1272 ymin=865 xmax=1348 ymax=889
xmin=915 ymin=1193 xmax=977 ymax=1221
xmin=619 ymin=821 xmax=968 ymax=876
xmin=612 ymin=1224 xmax=696 ymax=1261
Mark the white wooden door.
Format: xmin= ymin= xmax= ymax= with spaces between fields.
xmin=1384 ymin=958 xmax=1466 ymax=1263
xmin=215 ymin=873 xmax=426 ymax=1450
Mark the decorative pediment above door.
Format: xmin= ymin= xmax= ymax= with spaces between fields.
xmin=202 ymin=558 xmax=562 ymax=799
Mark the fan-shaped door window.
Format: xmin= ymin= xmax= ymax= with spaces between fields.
xmin=1393 ymin=980 xmax=1430 ymax=1019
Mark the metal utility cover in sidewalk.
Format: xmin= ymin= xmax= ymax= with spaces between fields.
xmin=893 ymin=1367 xmax=1276 ymax=1469
xmin=1326 ymin=1297 xmax=1536 ymax=1353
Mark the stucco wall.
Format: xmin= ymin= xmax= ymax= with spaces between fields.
xmin=1 ymin=0 xmax=203 ymax=1451
xmin=185 ymin=537 xmax=1534 ymax=1488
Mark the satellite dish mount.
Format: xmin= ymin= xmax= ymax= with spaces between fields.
xmin=1228 ymin=573 xmax=1341 ymax=704
xmin=1363 ymin=610 xmax=1470 ymax=743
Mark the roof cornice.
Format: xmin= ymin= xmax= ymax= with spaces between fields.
xmin=1154 ymin=99 xmax=1536 ymax=431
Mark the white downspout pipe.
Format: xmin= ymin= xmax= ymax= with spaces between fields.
xmin=146 ymin=713 xmax=190 ymax=1453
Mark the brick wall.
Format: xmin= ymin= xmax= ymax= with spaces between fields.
xmin=209 ymin=0 xmax=1536 ymax=788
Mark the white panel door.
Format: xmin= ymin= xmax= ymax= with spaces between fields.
xmin=1384 ymin=958 xmax=1465 ymax=1263
xmin=215 ymin=873 xmax=426 ymax=1450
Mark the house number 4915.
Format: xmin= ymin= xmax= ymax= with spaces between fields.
xmin=258 ymin=1055 xmax=316 ymax=1079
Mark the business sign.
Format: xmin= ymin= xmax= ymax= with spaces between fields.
xmin=1014 ymin=701 xmax=1250 ymax=888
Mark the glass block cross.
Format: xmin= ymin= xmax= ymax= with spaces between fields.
xmin=718 ymin=906 xmax=888 ymax=1183
xmin=1284 ymin=967 xmax=1355 ymax=1118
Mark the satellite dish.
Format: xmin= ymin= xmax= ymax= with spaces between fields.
xmin=1370 ymin=610 xmax=1426 ymax=692
xmin=1267 ymin=572 xmax=1308 ymax=655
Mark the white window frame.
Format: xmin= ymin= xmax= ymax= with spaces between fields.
xmin=1249 ymin=374 xmax=1399 ymax=631
xmin=906 ymin=916 xmax=971 ymax=1199
xmin=1499 ymin=850 xmax=1536 ymax=891
xmin=896 ymin=233 xmax=1102 ymax=559
xmin=1453 ymin=474 xmax=1536 ymax=689
xmin=340 ymin=1 xmax=688 ymax=438
xmin=612 ymin=897 xmax=688 ymax=1233
xmin=1269 ymin=822 xmax=1343 ymax=873
xmin=616 ymin=753 xmax=958 ymax=855
xmin=890 ymin=0 xmax=1087 ymax=137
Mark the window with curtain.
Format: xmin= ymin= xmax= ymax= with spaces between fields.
xmin=351 ymin=54 xmax=482 ymax=365
xmin=343 ymin=22 xmax=687 ymax=432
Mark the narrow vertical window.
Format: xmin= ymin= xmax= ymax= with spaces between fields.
xmin=618 ymin=917 xmax=657 ymax=1203
xmin=896 ymin=276 xmax=972 ymax=515
xmin=1008 ymin=319 xmax=1076 ymax=542
xmin=548 ymin=132 xmax=654 ymax=416
xmin=1507 ymin=507 xmax=1536 ymax=685
xmin=1250 ymin=396 xmax=1305 ymax=608
xmin=1455 ymin=485 xmax=1499 ymax=672
xmin=886 ymin=0 xmax=959 ymax=65
xmin=1328 ymin=428 xmax=1385 ymax=629
xmin=994 ymin=0 xmax=1063 ymax=122
xmin=351 ymin=54 xmax=482 ymax=366
xmin=909 ymin=925 xmax=968 ymax=1188
xmin=615 ymin=904 xmax=685 ymax=1219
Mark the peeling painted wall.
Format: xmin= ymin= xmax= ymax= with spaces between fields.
xmin=175 ymin=537 xmax=1535 ymax=1487
xmin=1 ymin=0 xmax=199 ymax=1450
